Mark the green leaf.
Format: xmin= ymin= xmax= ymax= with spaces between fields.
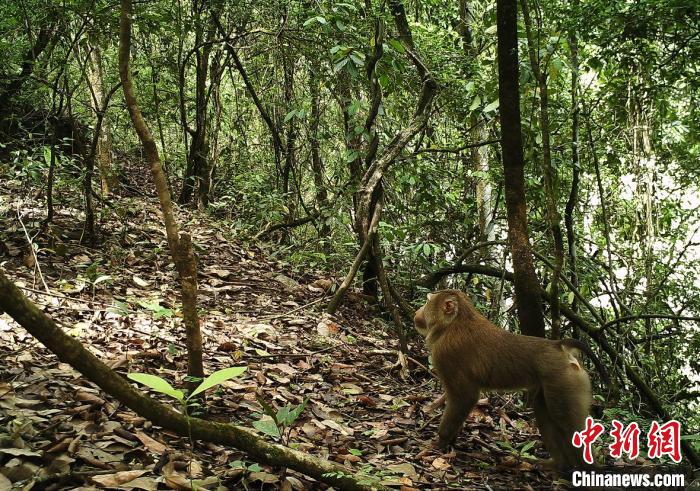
xmin=276 ymin=406 xmax=291 ymax=425
xmin=287 ymin=399 xmax=308 ymax=424
xmin=128 ymin=373 xmax=184 ymax=401
xmin=567 ymin=292 xmax=575 ymax=304
xmin=283 ymin=110 xmax=296 ymax=123
xmin=93 ymin=275 xmax=112 ymax=286
xmin=333 ymin=58 xmax=349 ymax=72
xmin=189 ymin=367 xmax=247 ymax=399
xmin=43 ymin=146 xmax=51 ymax=167
xmin=253 ymin=417 xmax=281 ymax=438
xmin=256 ymin=396 xmax=278 ymax=423
xmin=349 ymin=53 xmax=364 ymax=67
xmin=520 ymin=440 xmax=536 ymax=453
xmin=469 ymin=95 xmax=481 ymax=111
xmin=484 ymin=99 xmax=500 ymax=113
xmin=388 ymin=39 xmax=405 ymax=53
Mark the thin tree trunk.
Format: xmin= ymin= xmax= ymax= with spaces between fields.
xmin=358 ymin=16 xmax=385 ymax=299
xmin=521 ymin=0 xmax=565 ymax=338
xmin=205 ymin=49 xmax=224 ymax=202
xmin=212 ymin=14 xmax=285 ymax=188
xmin=458 ymin=0 xmax=493 ymax=244
xmin=586 ymin=108 xmax=632 ymax=318
xmin=496 ymin=0 xmax=545 ymax=337
xmin=119 ymin=0 xmax=204 ymax=391
xmin=87 ymin=32 xmax=116 ymax=194
xmin=0 ymin=25 xmax=54 ymax=109
xmin=565 ymin=17 xmax=581 ymax=322
xmin=308 ymin=59 xmax=331 ymax=242
xmin=147 ymin=36 xmax=169 ymax=174
xmin=281 ymin=49 xmax=297 ymax=220
xmin=327 ymin=202 xmax=382 ymax=314
xmin=179 ymin=0 xmax=212 ymax=206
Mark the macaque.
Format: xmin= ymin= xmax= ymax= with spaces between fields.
xmin=414 ymin=289 xmax=607 ymax=470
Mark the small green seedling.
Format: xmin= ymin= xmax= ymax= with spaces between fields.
xmin=253 ymin=396 xmax=309 ymax=443
xmin=128 ymin=366 xmax=247 ymax=406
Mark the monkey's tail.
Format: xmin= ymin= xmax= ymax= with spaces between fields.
xmin=560 ymin=338 xmax=610 ymax=386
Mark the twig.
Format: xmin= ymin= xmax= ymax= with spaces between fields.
xmin=259 ymin=295 xmax=327 ymax=320
xmin=17 ymin=204 xmax=50 ymax=293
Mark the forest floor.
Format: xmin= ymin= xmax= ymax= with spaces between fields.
xmin=0 ymin=175 xmax=568 ymax=490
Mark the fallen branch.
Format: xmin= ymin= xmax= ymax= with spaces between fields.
xmin=0 ymin=270 xmax=386 ymax=491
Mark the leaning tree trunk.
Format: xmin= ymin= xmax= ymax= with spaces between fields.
xmin=119 ymin=0 xmax=204 ymax=391
xmin=496 ymin=0 xmax=545 ymax=337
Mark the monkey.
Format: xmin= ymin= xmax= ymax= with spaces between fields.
xmin=414 ymin=289 xmax=608 ymax=471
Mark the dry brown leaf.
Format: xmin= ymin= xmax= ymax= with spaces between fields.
xmin=431 ymin=457 xmax=451 ymax=470
xmin=91 ymin=470 xmax=148 ymax=488
xmin=135 ymin=431 xmax=167 ymax=454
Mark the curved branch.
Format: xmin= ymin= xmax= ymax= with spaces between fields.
xmin=416 ymin=241 xmax=506 ymax=289
xmin=327 ymin=202 xmax=383 ymax=314
xmin=602 ymin=314 xmax=700 ymax=331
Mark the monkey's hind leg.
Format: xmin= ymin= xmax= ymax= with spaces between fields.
xmin=437 ymin=385 xmax=479 ymax=449
xmin=543 ymin=384 xmax=591 ymax=470
xmin=532 ymin=390 xmax=569 ymax=469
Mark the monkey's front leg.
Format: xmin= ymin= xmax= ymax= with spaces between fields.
xmin=437 ymin=386 xmax=479 ymax=449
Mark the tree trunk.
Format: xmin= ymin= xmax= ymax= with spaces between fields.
xmin=87 ymin=32 xmax=116 ymax=194
xmin=496 ymin=0 xmax=545 ymax=337
xmin=205 ymin=49 xmax=224 ymax=204
xmin=521 ymin=0 xmax=565 ymax=338
xmin=330 ymin=0 xmax=437 ymax=312
xmin=119 ymin=0 xmax=204 ymax=390
xmin=458 ymin=0 xmax=493 ymax=245
xmin=281 ymin=49 xmax=297 ymax=221
xmin=308 ymin=59 xmax=331 ymax=243
xmin=0 ymin=25 xmax=54 ymax=110
xmin=565 ymin=17 xmax=581 ymax=321
xmin=179 ymin=0 xmax=212 ymax=206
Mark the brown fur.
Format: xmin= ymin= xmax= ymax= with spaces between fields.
xmin=414 ymin=289 xmax=593 ymax=470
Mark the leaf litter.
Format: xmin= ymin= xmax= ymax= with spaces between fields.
xmin=0 ymin=184 xmax=565 ymax=489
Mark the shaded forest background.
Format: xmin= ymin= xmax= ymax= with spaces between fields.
xmin=0 ymin=0 xmax=699 ymax=488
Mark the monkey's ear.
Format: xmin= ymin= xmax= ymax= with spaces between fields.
xmin=427 ymin=293 xmax=434 ymax=301
xmin=443 ymin=296 xmax=458 ymax=316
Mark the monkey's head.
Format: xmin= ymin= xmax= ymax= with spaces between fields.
xmin=414 ymin=290 xmax=460 ymax=338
